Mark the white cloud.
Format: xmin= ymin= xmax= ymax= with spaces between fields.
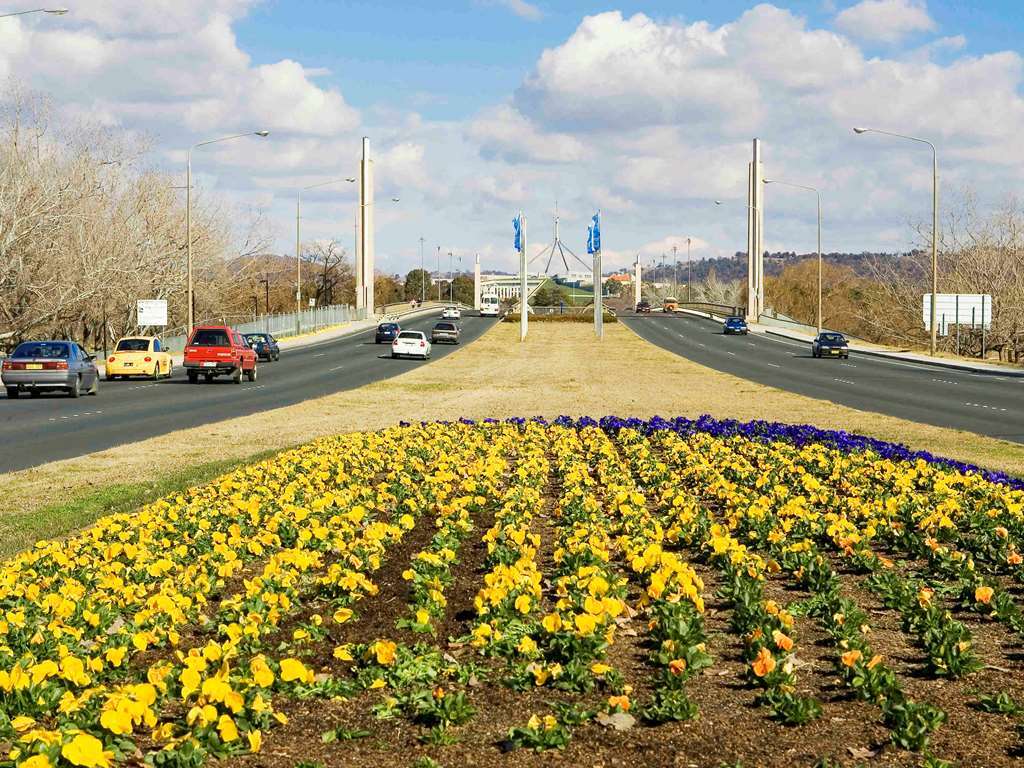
xmin=466 ymin=104 xmax=585 ymax=164
xmin=834 ymin=0 xmax=936 ymax=44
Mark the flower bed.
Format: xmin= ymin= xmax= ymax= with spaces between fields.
xmin=2 ymin=417 xmax=1023 ymax=768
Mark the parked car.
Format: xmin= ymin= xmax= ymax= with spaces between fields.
xmin=105 ymin=336 xmax=172 ymax=380
xmin=811 ymin=332 xmax=850 ymax=359
xmin=723 ymin=316 xmax=748 ymax=335
xmin=375 ymin=322 xmax=401 ymax=344
xmin=635 ymin=300 xmax=651 ymax=313
xmin=243 ymin=332 xmax=280 ymax=362
xmin=2 ymin=340 xmax=99 ymax=398
xmin=431 ymin=321 xmax=460 ymax=345
xmin=183 ymin=326 xmax=257 ymax=383
xmin=442 ymin=305 xmax=461 ymax=320
xmin=391 ymin=330 xmax=432 ymax=360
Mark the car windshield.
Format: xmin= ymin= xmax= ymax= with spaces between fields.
xmin=378 ymin=324 xmax=398 ymax=331
xmin=435 ymin=323 xmax=456 ymax=331
xmin=13 ymin=342 xmax=69 ymax=359
xmin=727 ymin=317 xmax=743 ymax=323
xmin=398 ymin=331 xmax=422 ymax=340
xmin=245 ymin=334 xmax=268 ymax=343
xmin=190 ymin=329 xmax=231 ymax=347
xmin=116 ymin=338 xmax=150 ymax=352
xmin=820 ymin=333 xmax=846 ymax=343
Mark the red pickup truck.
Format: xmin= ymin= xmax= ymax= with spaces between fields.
xmin=183 ymin=325 xmax=257 ymax=384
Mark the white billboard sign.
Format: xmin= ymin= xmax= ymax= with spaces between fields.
xmin=137 ymin=299 xmax=168 ymax=327
xmin=922 ymin=293 xmax=991 ymax=336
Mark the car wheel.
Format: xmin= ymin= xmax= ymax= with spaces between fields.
xmin=391 ymin=352 xmax=399 ymax=359
xmin=152 ymin=364 xmax=161 ymax=381
xmin=104 ymin=372 xmax=113 ymax=381
xmin=231 ymin=367 xmax=242 ymax=384
xmin=30 ymin=389 xmax=41 ymax=398
xmin=204 ymin=373 xmax=213 ymax=382
xmin=5 ymin=387 xmax=18 ymax=399
xmin=245 ymin=366 xmax=257 ymax=382
xmin=88 ymin=376 xmax=99 ymax=396
xmin=188 ymin=371 xmax=198 ymax=384
xmin=68 ymin=376 xmax=81 ymax=398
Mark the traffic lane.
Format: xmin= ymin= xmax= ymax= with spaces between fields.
xmin=621 ymin=314 xmax=1024 ymax=443
xmin=0 ymin=314 xmax=495 ymax=472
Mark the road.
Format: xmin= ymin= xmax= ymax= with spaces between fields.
xmin=0 ymin=312 xmax=495 ymax=473
xmin=620 ymin=312 xmax=1024 ymax=444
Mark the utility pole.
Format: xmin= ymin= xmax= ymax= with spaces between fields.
xmin=449 ymin=250 xmax=454 ymax=302
xmin=436 ymin=246 xmax=441 ymax=301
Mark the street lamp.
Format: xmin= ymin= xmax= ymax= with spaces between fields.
xmin=185 ymin=130 xmax=269 ymax=333
xmin=763 ymin=178 xmax=823 ymax=333
xmin=298 ymin=178 xmax=353 ymax=333
xmin=854 ymin=126 xmax=939 ymax=355
xmin=0 ymin=7 xmax=68 ymax=17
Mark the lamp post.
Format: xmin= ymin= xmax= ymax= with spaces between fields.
xmin=185 ymin=130 xmax=269 ymax=333
xmin=0 ymin=7 xmax=67 ymax=17
xmin=854 ymin=127 xmax=939 ymax=355
xmin=297 ymin=178 xmax=354 ymax=335
xmin=672 ymin=244 xmax=678 ymax=301
xmin=763 ymin=179 xmax=822 ymax=333
xmin=436 ymin=246 xmax=441 ymax=301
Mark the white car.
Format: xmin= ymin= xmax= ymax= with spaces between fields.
xmin=392 ymin=330 xmax=432 ymax=360
xmin=442 ymin=305 xmax=461 ymax=319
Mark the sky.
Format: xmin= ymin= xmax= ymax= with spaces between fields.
xmin=3 ymin=0 xmax=1024 ymax=275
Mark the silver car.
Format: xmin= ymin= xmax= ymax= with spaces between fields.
xmin=1 ymin=340 xmax=100 ymax=398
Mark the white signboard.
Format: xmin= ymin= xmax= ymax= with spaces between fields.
xmin=137 ymin=299 xmax=168 ymax=327
xmin=308 ymin=298 xmax=316 ymax=307
xmin=922 ymin=294 xmax=991 ymax=336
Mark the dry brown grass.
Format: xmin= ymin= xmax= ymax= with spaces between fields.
xmin=12 ymin=322 xmax=1024 ymax=517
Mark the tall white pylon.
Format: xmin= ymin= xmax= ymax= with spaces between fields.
xmin=746 ymin=138 xmax=764 ymax=323
xmin=355 ymin=137 xmax=375 ymax=317
xmin=633 ymin=256 xmax=642 ymax=309
xmin=473 ymin=254 xmax=481 ymax=310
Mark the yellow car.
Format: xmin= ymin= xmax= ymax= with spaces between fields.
xmin=105 ymin=337 xmax=172 ymax=380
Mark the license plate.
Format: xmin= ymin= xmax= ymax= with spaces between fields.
xmin=26 ymin=363 xmax=42 ymax=370
xmin=124 ymin=362 xmax=133 ymax=367
xmin=830 ymin=350 xmax=840 ymax=355
xmin=202 ymin=361 xmax=216 ymax=368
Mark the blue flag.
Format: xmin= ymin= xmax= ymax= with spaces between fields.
xmin=513 ymin=215 xmax=522 ymax=252
xmin=591 ymin=211 xmax=601 ymax=253
xmin=586 ymin=225 xmax=594 ymax=255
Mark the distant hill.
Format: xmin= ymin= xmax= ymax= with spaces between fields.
xmin=640 ymin=251 xmax=915 ymax=284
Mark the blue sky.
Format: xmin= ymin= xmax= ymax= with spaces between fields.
xmin=233 ymin=0 xmax=1024 ymax=122
xmin=4 ymin=1 xmax=1024 ymax=276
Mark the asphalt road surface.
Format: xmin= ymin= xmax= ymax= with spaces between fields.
xmin=0 ymin=312 xmax=496 ymax=473
xmin=621 ymin=312 xmax=1024 ymax=444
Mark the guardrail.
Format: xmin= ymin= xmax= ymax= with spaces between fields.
xmin=677 ymin=302 xmax=745 ymax=317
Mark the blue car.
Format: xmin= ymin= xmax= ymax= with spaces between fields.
xmin=243 ymin=333 xmax=280 ymax=362
xmin=723 ymin=316 xmax=748 ymax=335
xmin=375 ymin=322 xmax=401 ymax=344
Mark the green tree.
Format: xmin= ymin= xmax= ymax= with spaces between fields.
xmin=403 ymin=269 xmax=431 ymax=302
xmin=604 ymin=278 xmax=625 ymax=297
xmin=452 ymin=275 xmax=475 ymax=305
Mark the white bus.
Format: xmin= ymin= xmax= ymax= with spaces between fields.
xmin=480 ymin=294 xmax=500 ymax=317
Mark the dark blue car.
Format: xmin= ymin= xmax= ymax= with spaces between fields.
xmin=375 ymin=322 xmax=401 ymax=344
xmin=723 ymin=316 xmax=748 ymax=335
xmin=243 ymin=333 xmax=280 ymax=362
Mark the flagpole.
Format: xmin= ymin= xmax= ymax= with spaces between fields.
xmin=591 ymin=211 xmax=603 ymax=340
xmin=519 ymin=211 xmax=528 ymax=342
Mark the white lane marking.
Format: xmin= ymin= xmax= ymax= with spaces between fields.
xmin=932 ymin=378 xmax=958 ymax=385
xmin=727 ymin=351 xmax=736 ymax=356
xmin=840 ymin=363 xmax=858 ymax=368
xmin=49 ymin=409 xmax=103 ymax=423
xmin=766 ymin=362 xmax=781 ymax=368
xmin=329 ymin=365 xmax=344 ymax=372
xmin=965 ymin=402 xmax=1008 ymax=412
xmin=312 ymin=353 xmax=326 ymax=358
xmin=697 ymin=343 xmax=706 ymax=348
xmin=747 ymin=342 xmax=757 ymax=347
xmin=833 ymin=378 xmax=856 ymax=386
